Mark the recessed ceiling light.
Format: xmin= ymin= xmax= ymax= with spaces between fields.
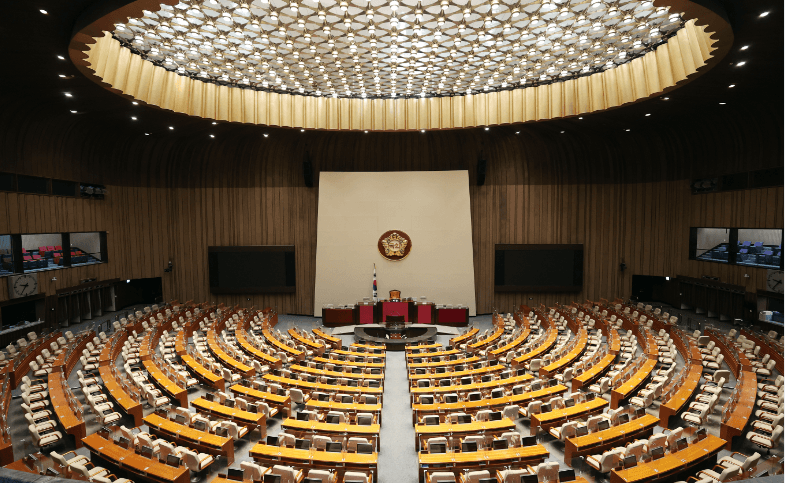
xmin=736 ymin=61 xmax=746 ymax=67
xmin=759 ymin=11 xmax=769 ymax=17
xmin=578 ymin=117 xmax=583 ymax=120
xmin=40 ymin=9 xmax=48 ymax=14
xmin=168 ymin=126 xmax=174 ymax=130
xmin=740 ymin=45 xmax=749 ymax=51
xmin=625 ymin=129 xmax=631 ymax=131
xmin=144 ymin=133 xmax=150 ymax=136
xmin=719 ymin=102 xmax=726 ymax=105
xmin=301 ymin=129 xmax=305 ymax=132
xmin=421 ymin=129 xmax=426 ymax=133
xmin=662 ymin=97 xmax=670 ymax=100
xmin=58 ymin=74 xmax=66 ymax=78
xmin=728 ymin=84 xmax=736 ymax=88
xmin=645 ymin=113 xmax=651 ymax=116
xmin=132 ymin=101 xmax=138 ymax=105
xmin=263 ymin=133 xmax=269 ymax=137
xmin=212 ymin=122 xmax=217 ymax=125
xmin=364 ymin=130 xmax=368 ymax=133
xmin=210 ymin=134 xmax=215 ymax=138
xmin=515 ymin=131 xmax=520 ymax=134
xmin=484 ymin=127 xmax=489 ymax=131
xmin=560 ymin=131 xmax=565 ymax=133
xmin=64 ymin=93 xmax=72 ymax=97
xmin=131 ymin=116 xmax=137 ymax=120
xmin=70 ymin=110 xmax=77 ymax=114
xmin=57 ymin=55 xmax=64 ymax=60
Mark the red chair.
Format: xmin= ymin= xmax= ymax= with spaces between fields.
xmin=54 ymin=246 xmax=62 ymax=251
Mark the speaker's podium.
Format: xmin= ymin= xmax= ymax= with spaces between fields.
xmin=321 ymin=293 xmax=469 ymax=326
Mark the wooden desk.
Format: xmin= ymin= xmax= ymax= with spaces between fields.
xmin=608 ymin=329 xmax=621 ymax=354
xmin=282 ymin=418 xmax=381 ymax=450
xmin=305 ymin=399 xmax=382 ymax=418
xmin=313 ymin=357 xmax=385 ymax=369
xmin=406 ymin=343 xmax=444 ymax=352
xmin=83 ymin=433 xmax=189 ymax=483
xmin=410 ymin=373 xmax=534 ymax=395
xmin=350 ymin=343 xmax=387 ymax=351
xmin=468 ymin=327 xmax=505 ymax=351
xmin=540 ymin=330 xmax=588 ymax=377
xmin=264 ymin=374 xmax=383 ymax=395
xmin=12 ymin=332 xmax=60 ymax=388
xmin=181 ymin=354 xmax=225 ymax=390
xmin=659 ymin=364 xmax=703 ymax=427
xmin=408 ymin=356 xmax=480 ymax=369
xmin=235 ymin=329 xmax=281 ymax=367
xmin=48 ymin=371 xmax=86 ymax=448
xmin=610 ymin=435 xmax=726 ymax=483
xmin=564 ymin=414 xmax=659 ymax=464
xmin=409 ymin=364 xmax=506 ymax=382
xmin=412 ymin=384 xmax=568 ymax=424
xmin=490 ymin=329 xmax=530 ymax=359
xmin=742 ymin=331 xmax=783 ymax=375
xmin=513 ymin=327 xmax=558 ymax=365
xmin=99 ymin=365 xmax=143 ymax=426
xmin=450 ymin=328 xmax=479 ymax=348
xmin=229 ymin=383 xmax=292 ymax=417
xmin=313 ymin=328 xmax=342 ymax=349
xmin=142 ymin=359 xmax=189 ymax=407
xmin=144 ymin=413 xmax=235 ymax=464
xmin=414 ymin=419 xmax=515 ymax=451
xmin=418 ymin=445 xmax=548 ymax=483
xmin=208 ymin=331 xmax=256 ymax=377
xmin=610 ymin=359 xmax=658 ymax=409
xmin=406 ymin=349 xmax=460 ymax=359
xmin=721 ymin=371 xmax=757 ymax=450
xmin=332 ymin=349 xmax=385 ymax=359
xmin=572 ymin=354 xmax=615 ymax=391
xmin=249 ymin=443 xmax=378 ymax=482
xmin=290 ymin=364 xmax=384 ymax=382
xmin=530 ymin=398 xmax=609 ymax=435
xmin=191 ymin=397 xmax=267 ymax=431
xmin=262 ymin=331 xmax=305 ymax=361
xmin=288 ymin=329 xmax=324 ymax=352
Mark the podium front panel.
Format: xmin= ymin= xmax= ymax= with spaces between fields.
xmin=416 ymin=304 xmax=433 ymax=324
xmin=381 ymin=301 xmax=410 ymax=322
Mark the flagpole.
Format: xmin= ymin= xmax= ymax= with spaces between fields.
xmin=373 ymin=263 xmax=378 ymax=302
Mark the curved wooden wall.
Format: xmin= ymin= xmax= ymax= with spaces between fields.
xmin=69 ymin=0 xmax=732 ymax=131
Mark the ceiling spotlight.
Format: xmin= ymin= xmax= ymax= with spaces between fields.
xmin=719 ymin=102 xmax=726 ymax=105
xmin=132 ymin=101 xmax=138 ymax=105
xmin=64 ymin=93 xmax=72 ymax=97
xmin=212 ymin=122 xmax=217 ymax=125
xmin=759 ymin=11 xmax=769 ymax=17
xmin=40 ymin=9 xmax=48 ymax=14
xmin=301 ymin=129 xmax=305 ymax=132
xmin=625 ymin=129 xmax=631 ymax=131
xmin=57 ymin=55 xmax=65 ymax=60
xmin=740 ymin=45 xmax=749 ymax=50
xmin=728 ymin=84 xmax=736 ymax=88
xmin=484 ymin=127 xmax=489 ymax=131
xmin=421 ymin=129 xmax=426 ymax=133
xmin=578 ymin=117 xmax=583 ymax=120
xmin=144 ymin=133 xmax=150 ymax=136
xmin=168 ymin=126 xmax=174 ymax=130
xmin=70 ymin=110 xmax=77 ymax=113
xmin=736 ymin=61 xmax=746 ymax=66
xmin=210 ymin=134 xmax=215 ymax=138
xmin=560 ymin=131 xmax=565 ymax=133
xmin=662 ymin=97 xmax=670 ymax=100
xmin=58 ymin=74 xmax=66 ymax=78
xmin=645 ymin=113 xmax=651 ymax=116
xmin=131 ymin=116 xmax=137 ymax=120
xmin=263 ymin=133 xmax=269 ymax=138
xmin=515 ymin=131 xmax=520 ymax=134
xmin=364 ymin=130 xmax=368 ymax=133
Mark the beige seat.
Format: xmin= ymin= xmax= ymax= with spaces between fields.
xmin=586 ymin=449 xmax=620 ymax=473
xmin=270 ymin=465 xmax=302 ymax=483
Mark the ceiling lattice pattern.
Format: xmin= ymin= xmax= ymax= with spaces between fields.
xmin=113 ymin=0 xmax=685 ymax=99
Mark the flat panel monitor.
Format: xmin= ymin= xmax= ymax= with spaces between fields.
xmin=174 ymin=414 xmax=187 ymax=424
xmin=521 ymin=475 xmax=539 ymax=483
xmin=352 ymin=367 xmax=362 ymax=374
xmin=522 ymin=436 xmax=537 ymax=447
xmin=540 ymin=403 xmax=551 ymax=413
xmin=461 ymin=442 xmax=478 ymax=452
xmin=263 ymin=475 xmax=282 ymax=483
xmin=575 ymin=426 xmax=588 ymax=437
xmin=420 ymin=396 xmax=433 ymax=405
xmin=429 ymin=443 xmax=447 ymax=453
xmin=266 ymin=436 xmax=279 ymax=446
xmin=481 ymin=375 xmax=493 ymax=383
xmin=651 ymin=447 xmax=664 ymax=458
xmin=307 ymin=375 xmax=317 ymax=383
xmin=559 ymin=469 xmax=576 ymax=482
xmin=341 ymin=395 xmax=353 ymax=404
xmin=492 ymin=439 xmax=508 ymax=450
xmin=193 ymin=420 xmax=207 ymax=431
xmin=227 ymin=468 xmax=244 ymax=480
xmin=224 ymin=399 xmax=236 ymax=408
xmin=166 ymin=454 xmax=182 ymax=467
xmin=439 ymin=379 xmax=451 ymax=387
xmin=635 ymin=408 xmax=646 ymax=417
xmin=140 ymin=446 xmax=155 ymax=458
xmin=461 ymin=377 xmax=473 ymax=385
xmin=348 ymin=380 xmax=358 ymax=387
xmin=495 ymin=244 xmax=584 ymax=292
xmin=436 ymin=367 xmax=446 ymax=374
xmin=622 ymin=455 xmax=637 ymax=469
xmin=424 ymin=416 xmax=440 ymax=426
xmin=564 ymin=398 xmax=575 ymax=407
xmin=208 ymin=246 xmax=296 ymax=294
xmin=618 ymin=414 xmax=630 ymax=425
xmin=319 ymin=393 xmax=330 ymax=402
xmin=586 ymin=392 xmax=596 ymax=401
xmin=356 ymin=443 xmax=374 ymax=454
xmin=458 ymin=414 xmax=472 ymax=424
xmin=215 ymin=427 xmax=229 ymax=438
xmin=326 ymin=414 xmax=340 ymax=424
xmin=117 ymin=436 xmax=131 ymax=448
xmin=326 ymin=442 xmax=342 ymax=452
xmin=296 ymin=412 xmax=310 ymax=421
xmin=295 ymin=438 xmax=311 ymax=450
xmin=445 ymin=395 xmax=458 ymax=403
xmin=490 ymin=411 xmax=503 ymax=421
xmin=517 ymin=368 xmax=526 ymax=376
xmin=597 ymin=420 xmax=610 ymax=431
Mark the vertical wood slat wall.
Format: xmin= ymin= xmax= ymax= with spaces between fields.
xmin=0 ymin=178 xmax=781 ymax=316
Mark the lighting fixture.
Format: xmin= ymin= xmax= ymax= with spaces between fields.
xmin=515 ymin=131 xmax=520 ymax=134
xmin=719 ymin=102 xmax=726 ymax=105
xmin=110 ymin=0 xmax=688 ymax=100
xmin=421 ymin=129 xmax=426 ymax=133
xmin=64 ymin=93 xmax=72 ymax=97
xmin=728 ymin=84 xmax=735 ymax=88
xmin=145 ymin=133 xmax=150 ymax=136
xmin=263 ymin=133 xmax=269 ymax=137
xmin=131 ymin=116 xmax=137 ymax=120
xmin=662 ymin=97 xmax=669 ymax=100
xmin=132 ymin=101 xmax=138 ymax=105
xmin=625 ymin=129 xmax=631 ymax=131
xmin=57 ymin=55 xmax=65 ymax=60
xmin=560 ymin=131 xmax=565 ymax=133
xmin=212 ymin=122 xmax=217 ymax=125
xmin=484 ymin=127 xmax=489 ymax=131
xmin=168 ymin=126 xmax=174 ymax=130
xmin=210 ymin=134 xmax=215 ymax=138
xmin=645 ymin=113 xmax=651 ymax=116
xmin=578 ymin=117 xmax=583 ymax=120
xmin=70 ymin=110 xmax=77 ymax=113
xmin=736 ymin=61 xmax=746 ymax=66
xmin=759 ymin=11 xmax=769 ymax=17
xmin=40 ymin=9 xmax=48 ymax=14
xmin=59 ymin=74 xmax=66 ymax=78
xmin=740 ymin=45 xmax=749 ymax=50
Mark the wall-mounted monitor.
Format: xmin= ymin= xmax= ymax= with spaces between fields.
xmin=208 ymin=246 xmax=296 ymax=294
xmin=689 ymin=227 xmax=782 ymax=269
xmin=494 ymin=244 xmax=583 ymax=292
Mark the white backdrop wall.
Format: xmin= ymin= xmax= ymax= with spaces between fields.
xmin=314 ymin=171 xmax=477 ymax=317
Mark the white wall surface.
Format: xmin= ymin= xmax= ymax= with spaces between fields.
xmin=314 ymin=171 xmax=477 ymax=317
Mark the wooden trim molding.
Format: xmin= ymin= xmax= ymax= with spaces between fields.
xmin=69 ymin=0 xmax=732 ymax=131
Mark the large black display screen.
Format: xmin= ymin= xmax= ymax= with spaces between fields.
xmin=208 ymin=246 xmax=296 ymax=294
xmin=495 ymin=244 xmax=583 ymax=292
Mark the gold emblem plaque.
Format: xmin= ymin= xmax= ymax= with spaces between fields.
xmin=378 ymin=231 xmax=411 ymax=261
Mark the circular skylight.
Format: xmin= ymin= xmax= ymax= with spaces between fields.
xmin=112 ymin=0 xmax=685 ymax=99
